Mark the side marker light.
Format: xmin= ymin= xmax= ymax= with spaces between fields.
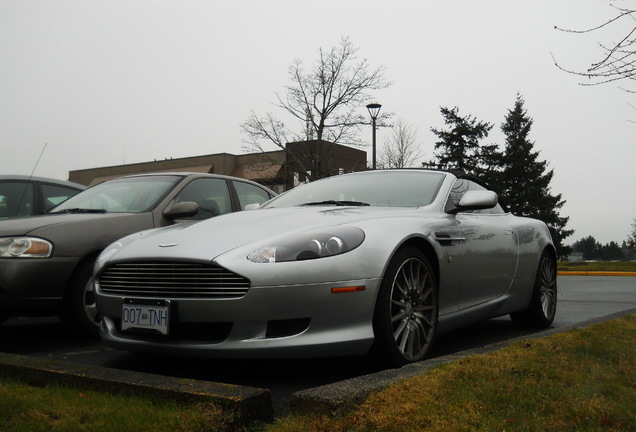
xmin=331 ymin=286 xmax=366 ymax=294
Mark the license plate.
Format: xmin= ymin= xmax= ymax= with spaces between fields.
xmin=121 ymin=299 xmax=170 ymax=335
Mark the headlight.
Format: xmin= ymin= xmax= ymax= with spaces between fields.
xmin=0 ymin=237 xmax=53 ymax=258
xmin=94 ymin=231 xmax=145 ymax=272
xmin=247 ymin=226 xmax=365 ymax=263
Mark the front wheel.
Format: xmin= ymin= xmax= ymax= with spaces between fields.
xmin=61 ymin=260 xmax=101 ymax=337
xmin=372 ymin=247 xmax=438 ymax=367
xmin=511 ymin=251 xmax=557 ymax=328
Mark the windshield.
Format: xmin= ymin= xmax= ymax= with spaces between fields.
xmin=51 ymin=175 xmax=182 ymax=214
xmin=264 ymin=171 xmax=446 ymax=208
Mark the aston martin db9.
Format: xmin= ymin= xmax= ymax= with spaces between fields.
xmin=94 ymin=169 xmax=557 ymax=365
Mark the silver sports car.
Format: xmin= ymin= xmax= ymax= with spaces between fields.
xmin=94 ymin=169 xmax=557 ymax=366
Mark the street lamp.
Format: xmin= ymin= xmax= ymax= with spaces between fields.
xmin=366 ymin=102 xmax=382 ymax=169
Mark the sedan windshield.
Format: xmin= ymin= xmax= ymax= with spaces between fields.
xmin=264 ymin=170 xmax=446 ymax=208
xmin=51 ymin=176 xmax=182 ymax=214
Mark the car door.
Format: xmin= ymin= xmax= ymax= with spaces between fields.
xmin=447 ymin=179 xmax=519 ymax=309
xmin=171 ymin=177 xmax=233 ymax=221
xmin=231 ymin=179 xmax=275 ymax=209
xmin=0 ymin=180 xmax=34 ymax=218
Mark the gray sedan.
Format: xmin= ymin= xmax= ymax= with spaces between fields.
xmin=95 ymin=169 xmax=557 ymax=365
xmin=0 ymin=173 xmax=275 ymax=335
xmin=0 ymin=175 xmax=85 ymax=219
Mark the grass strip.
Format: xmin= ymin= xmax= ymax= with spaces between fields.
xmin=266 ymin=314 xmax=636 ymax=432
xmin=0 ymin=381 xmax=241 ymax=432
xmin=1 ymin=315 xmax=634 ymax=431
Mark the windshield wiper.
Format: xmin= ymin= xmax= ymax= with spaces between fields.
xmin=52 ymin=208 xmax=108 ymax=214
xmin=300 ymin=200 xmax=370 ymax=207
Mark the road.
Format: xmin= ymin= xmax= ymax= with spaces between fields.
xmin=1 ymin=276 xmax=634 ymax=415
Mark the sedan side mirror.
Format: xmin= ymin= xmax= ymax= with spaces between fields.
xmin=448 ymin=190 xmax=498 ymax=214
xmin=163 ymin=201 xmax=199 ymax=220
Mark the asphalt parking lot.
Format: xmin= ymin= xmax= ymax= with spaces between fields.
xmin=1 ymin=275 xmax=634 ymax=418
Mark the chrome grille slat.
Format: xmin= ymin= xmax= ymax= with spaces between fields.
xmin=98 ymin=262 xmax=250 ymax=299
xmin=99 ymin=279 xmax=248 ymax=285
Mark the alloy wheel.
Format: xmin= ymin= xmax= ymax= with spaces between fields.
xmin=389 ymin=257 xmax=437 ymax=362
xmin=539 ymin=257 xmax=557 ymax=320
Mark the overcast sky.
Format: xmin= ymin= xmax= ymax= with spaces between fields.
xmin=1 ymin=0 xmax=634 ymax=244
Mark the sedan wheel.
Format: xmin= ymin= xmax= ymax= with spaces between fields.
xmin=373 ymin=247 xmax=438 ymax=366
xmin=511 ymin=251 xmax=557 ymax=328
xmin=82 ymin=276 xmax=99 ymax=327
xmin=61 ymin=260 xmax=101 ymax=337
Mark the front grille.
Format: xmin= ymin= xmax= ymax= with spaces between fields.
xmin=98 ymin=262 xmax=250 ymax=299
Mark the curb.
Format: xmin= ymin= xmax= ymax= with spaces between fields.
xmin=2 ymin=308 xmax=635 ymax=423
xmin=0 ymin=352 xmax=273 ymax=424
xmin=290 ymin=307 xmax=636 ymax=417
xmin=558 ymin=271 xmax=636 ymax=276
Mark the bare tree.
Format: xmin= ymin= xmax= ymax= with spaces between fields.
xmin=553 ymin=5 xmax=636 ymax=92
xmin=241 ymin=37 xmax=390 ymax=181
xmin=378 ymin=119 xmax=424 ymax=169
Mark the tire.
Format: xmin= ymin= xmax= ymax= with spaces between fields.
xmin=61 ymin=260 xmax=100 ymax=337
xmin=511 ymin=250 xmax=557 ymax=328
xmin=372 ymin=247 xmax=438 ymax=367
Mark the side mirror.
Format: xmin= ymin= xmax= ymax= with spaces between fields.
xmin=448 ymin=190 xmax=498 ymax=214
xmin=163 ymin=201 xmax=199 ymax=220
xmin=244 ymin=203 xmax=261 ymax=210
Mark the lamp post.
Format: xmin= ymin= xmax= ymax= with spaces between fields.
xmin=366 ymin=102 xmax=382 ymax=169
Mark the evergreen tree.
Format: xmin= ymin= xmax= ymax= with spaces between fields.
xmin=499 ymin=94 xmax=573 ymax=255
xmin=474 ymin=142 xmax=504 ymax=193
xmin=425 ymin=96 xmax=573 ymax=257
xmin=600 ymin=241 xmax=624 ymax=261
xmin=572 ymin=235 xmax=602 ymax=260
xmin=628 ymin=218 xmax=636 ymax=249
xmin=426 ymin=107 xmax=494 ymax=176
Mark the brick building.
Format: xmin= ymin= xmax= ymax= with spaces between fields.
xmin=68 ymin=141 xmax=367 ymax=193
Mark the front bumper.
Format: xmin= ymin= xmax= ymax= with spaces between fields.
xmin=0 ymin=256 xmax=78 ymax=318
xmin=97 ymin=278 xmax=380 ymax=359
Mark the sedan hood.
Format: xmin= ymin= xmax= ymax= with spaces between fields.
xmin=0 ymin=212 xmax=130 ymax=236
xmin=0 ymin=212 xmax=156 ymax=257
xmin=108 ymin=206 xmax=415 ymax=262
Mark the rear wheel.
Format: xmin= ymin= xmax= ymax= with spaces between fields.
xmin=61 ymin=260 xmax=100 ymax=337
xmin=373 ymin=247 xmax=438 ymax=367
xmin=511 ymin=251 xmax=557 ymax=328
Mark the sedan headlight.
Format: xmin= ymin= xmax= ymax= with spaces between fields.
xmin=0 ymin=237 xmax=53 ymax=258
xmin=247 ymin=226 xmax=365 ymax=263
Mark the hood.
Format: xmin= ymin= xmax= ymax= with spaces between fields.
xmin=107 ymin=206 xmax=414 ymax=262
xmin=0 ymin=212 xmax=139 ymax=237
xmin=0 ymin=212 xmax=156 ymax=258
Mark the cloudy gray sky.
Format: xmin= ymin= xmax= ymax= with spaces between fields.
xmin=1 ymin=0 xmax=634 ymax=244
